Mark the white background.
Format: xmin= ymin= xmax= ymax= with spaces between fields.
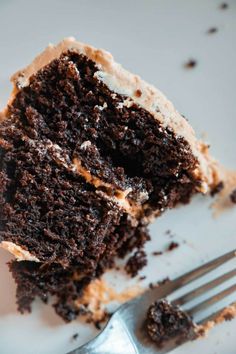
xmin=0 ymin=0 xmax=235 ymax=353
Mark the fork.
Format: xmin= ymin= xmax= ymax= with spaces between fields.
xmin=68 ymin=250 xmax=236 ymax=354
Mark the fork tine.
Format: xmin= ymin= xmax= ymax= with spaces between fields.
xmin=197 ymin=301 xmax=236 ymax=325
xmin=172 ymin=268 xmax=236 ymax=306
xmin=170 ymin=250 xmax=236 ymax=292
xmin=187 ymin=284 xmax=236 ymax=316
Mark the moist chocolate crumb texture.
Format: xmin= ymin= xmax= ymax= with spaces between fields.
xmin=145 ymin=299 xmax=196 ymax=346
xmin=145 ymin=299 xmax=236 ymax=346
xmin=125 ymin=249 xmax=147 ymax=277
xmin=9 ymin=261 xmax=87 ymax=322
xmin=0 ymin=38 xmax=217 ymax=318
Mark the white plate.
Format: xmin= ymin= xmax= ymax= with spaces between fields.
xmin=0 ymin=0 xmax=236 ymax=353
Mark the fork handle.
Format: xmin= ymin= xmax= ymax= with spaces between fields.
xmin=70 ymin=324 xmax=113 ymax=354
xmin=68 ymin=315 xmax=137 ymax=354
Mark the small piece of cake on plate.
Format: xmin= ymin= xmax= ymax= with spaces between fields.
xmin=0 ymin=38 xmax=216 ymax=313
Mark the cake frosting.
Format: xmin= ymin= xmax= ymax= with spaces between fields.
xmin=196 ymin=302 xmax=236 ymax=337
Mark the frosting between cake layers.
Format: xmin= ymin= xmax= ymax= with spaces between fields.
xmin=72 ymin=157 xmax=146 ymax=218
xmin=73 ymin=158 xmax=132 ymax=203
xmin=7 ymin=37 xmax=215 ymax=193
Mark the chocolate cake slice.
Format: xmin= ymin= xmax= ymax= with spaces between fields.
xmin=0 ymin=38 xmax=215 ymax=270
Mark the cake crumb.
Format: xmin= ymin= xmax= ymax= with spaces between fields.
xmin=71 ymin=333 xmax=79 ymax=340
xmin=135 ymin=89 xmax=142 ymax=97
xmin=230 ymin=189 xmax=236 ymax=204
xmin=94 ymin=320 xmax=102 ymax=330
xmin=167 ymin=241 xmax=179 ymax=251
xmin=224 ymin=312 xmax=234 ymax=321
xmin=220 ymin=3 xmax=228 ymax=9
xmin=145 ymin=299 xmax=196 ymax=346
xmin=210 ymin=181 xmax=224 ymax=197
xmin=207 ymin=27 xmax=218 ymax=34
xmin=184 ymin=59 xmax=197 ymax=69
xmin=157 ymin=277 xmax=170 ymax=286
xmin=125 ymin=250 xmax=147 ymax=277
xmin=152 ymin=251 xmax=163 ymax=256
xmin=164 ymin=229 xmax=174 ymax=238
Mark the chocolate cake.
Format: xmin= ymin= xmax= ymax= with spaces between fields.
xmin=0 ymin=38 xmax=216 ymax=318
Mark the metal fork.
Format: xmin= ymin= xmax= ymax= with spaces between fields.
xmin=68 ymin=250 xmax=236 ymax=354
